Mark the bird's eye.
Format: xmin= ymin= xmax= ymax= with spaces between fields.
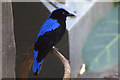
xmin=62 ymin=12 xmax=65 ymax=15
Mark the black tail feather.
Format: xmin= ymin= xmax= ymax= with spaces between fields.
xmin=33 ymin=68 xmax=39 ymax=75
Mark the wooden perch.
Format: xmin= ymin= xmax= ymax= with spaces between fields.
xmin=17 ymin=45 xmax=71 ymax=80
xmin=52 ymin=46 xmax=71 ymax=80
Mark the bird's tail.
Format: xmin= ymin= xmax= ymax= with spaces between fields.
xmin=32 ymin=59 xmax=43 ymax=75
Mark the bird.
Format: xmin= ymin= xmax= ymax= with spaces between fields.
xmin=32 ymin=8 xmax=75 ymax=75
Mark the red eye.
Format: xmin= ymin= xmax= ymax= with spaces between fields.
xmin=62 ymin=12 xmax=65 ymax=15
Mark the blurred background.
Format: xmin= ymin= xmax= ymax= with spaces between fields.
xmin=2 ymin=0 xmax=119 ymax=79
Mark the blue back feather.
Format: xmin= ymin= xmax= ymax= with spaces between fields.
xmin=35 ymin=18 xmax=60 ymax=42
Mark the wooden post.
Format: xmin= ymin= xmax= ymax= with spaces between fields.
xmin=0 ymin=1 xmax=2 ymax=80
xmin=2 ymin=2 xmax=16 ymax=78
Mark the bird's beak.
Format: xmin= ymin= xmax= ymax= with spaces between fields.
xmin=67 ymin=13 xmax=75 ymax=17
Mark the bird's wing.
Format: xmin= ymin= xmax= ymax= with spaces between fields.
xmin=35 ymin=18 xmax=60 ymax=41
xmin=34 ymin=18 xmax=60 ymax=51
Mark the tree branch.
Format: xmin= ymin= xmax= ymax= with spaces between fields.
xmin=51 ymin=46 xmax=71 ymax=80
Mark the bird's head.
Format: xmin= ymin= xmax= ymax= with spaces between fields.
xmin=49 ymin=8 xmax=75 ymax=21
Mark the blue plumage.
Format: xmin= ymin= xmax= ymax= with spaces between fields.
xmin=33 ymin=50 xmax=43 ymax=73
xmin=33 ymin=18 xmax=60 ymax=74
xmin=32 ymin=8 xmax=75 ymax=75
xmin=35 ymin=18 xmax=60 ymax=42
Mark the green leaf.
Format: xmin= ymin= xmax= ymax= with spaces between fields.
xmin=81 ymin=6 xmax=119 ymax=72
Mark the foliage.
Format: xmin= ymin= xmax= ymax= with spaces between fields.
xmin=81 ymin=6 xmax=119 ymax=72
xmin=114 ymin=0 xmax=119 ymax=7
